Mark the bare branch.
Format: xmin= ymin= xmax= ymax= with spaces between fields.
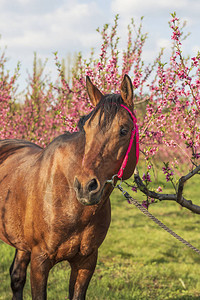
xmin=177 ymin=164 xmax=200 ymax=204
xmin=134 ymin=167 xmax=200 ymax=214
xmin=135 ymin=97 xmax=149 ymax=105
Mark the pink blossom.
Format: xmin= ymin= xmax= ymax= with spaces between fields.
xmin=157 ymin=186 xmax=163 ymax=192
xmin=131 ymin=186 xmax=137 ymax=193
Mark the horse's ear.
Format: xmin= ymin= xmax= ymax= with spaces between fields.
xmin=120 ymin=74 xmax=134 ymax=109
xmin=86 ymin=76 xmax=103 ymax=106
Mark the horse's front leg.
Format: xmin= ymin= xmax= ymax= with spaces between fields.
xmin=30 ymin=247 xmax=53 ymax=300
xmin=10 ymin=249 xmax=31 ymax=300
xmin=69 ymin=250 xmax=98 ymax=300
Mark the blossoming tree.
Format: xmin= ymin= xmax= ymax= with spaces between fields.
xmin=0 ymin=13 xmax=199 ymax=213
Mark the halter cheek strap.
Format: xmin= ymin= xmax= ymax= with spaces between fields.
xmin=117 ymin=104 xmax=139 ymax=179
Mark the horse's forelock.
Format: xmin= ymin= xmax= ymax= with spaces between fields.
xmin=84 ymin=94 xmax=124 ymax=131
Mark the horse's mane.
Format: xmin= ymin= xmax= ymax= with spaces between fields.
xmin=78 ymin=94 xmax=124 ymax=131
xmin=0 ymin=139 xmax=42 ymax=165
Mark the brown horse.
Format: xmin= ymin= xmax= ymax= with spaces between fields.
xmin=0 ymin=75 xmax=138 ymax=300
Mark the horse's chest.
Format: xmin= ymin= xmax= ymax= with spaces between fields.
xmin=55 ymin=225 xmax=98 ymax=261
xmin=54 ymin=202 xmax=111 ymax=262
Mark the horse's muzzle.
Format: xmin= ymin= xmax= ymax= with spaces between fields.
xmin=73 ymin=177 xmax=102 ymax=205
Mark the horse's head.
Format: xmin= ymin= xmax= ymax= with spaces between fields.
xmin=74 ymin=75 xmax=139 ymax=205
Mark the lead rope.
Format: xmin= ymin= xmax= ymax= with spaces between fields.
xmin=116 ymin=183 xmax=200 ymax=255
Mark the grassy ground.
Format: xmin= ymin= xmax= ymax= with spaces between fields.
xmin=0 ymin=171 xmax=200 ymax=299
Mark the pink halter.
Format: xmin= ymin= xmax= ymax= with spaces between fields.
xmin=117 ymin=104 xmax=139 ymax=179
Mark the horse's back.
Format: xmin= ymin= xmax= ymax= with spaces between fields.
xmin=0 ymin=139 xmax=42 ymax=170
xmin=0 ymin=139 xmax=42 ymax=249
xmin=0 ymin=139 xmax=42 ymax=158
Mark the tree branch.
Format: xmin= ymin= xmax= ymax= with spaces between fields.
xmin=134 ymin=166 xmax=200 ymax=214
xmin=177 ymin=164 xmax=200 ymax=204
xmin=135 ymin=97 xmax=149 ymax=105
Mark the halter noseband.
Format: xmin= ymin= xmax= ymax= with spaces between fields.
xmin=117 ymin=104 xmax=139 ymax=179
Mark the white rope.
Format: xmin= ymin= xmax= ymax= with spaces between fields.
xmin=117 ymin=184 xmax=200 ymax=255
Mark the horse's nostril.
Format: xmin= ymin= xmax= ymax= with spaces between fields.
xmin=87 ymin=178 xmax=98 ymax=193
xmin=74 ymin=177 xmax=81 ymax=192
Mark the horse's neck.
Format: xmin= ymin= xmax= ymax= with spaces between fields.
xmin=40 ymin=131 xmax=85 ymax=183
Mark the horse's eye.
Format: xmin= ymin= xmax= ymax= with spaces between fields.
xmin=120 ymin=127 xmax=128 ymax=136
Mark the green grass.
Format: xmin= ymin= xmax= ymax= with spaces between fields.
xmin=0 ymin=171 xmax=200 ymax=299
